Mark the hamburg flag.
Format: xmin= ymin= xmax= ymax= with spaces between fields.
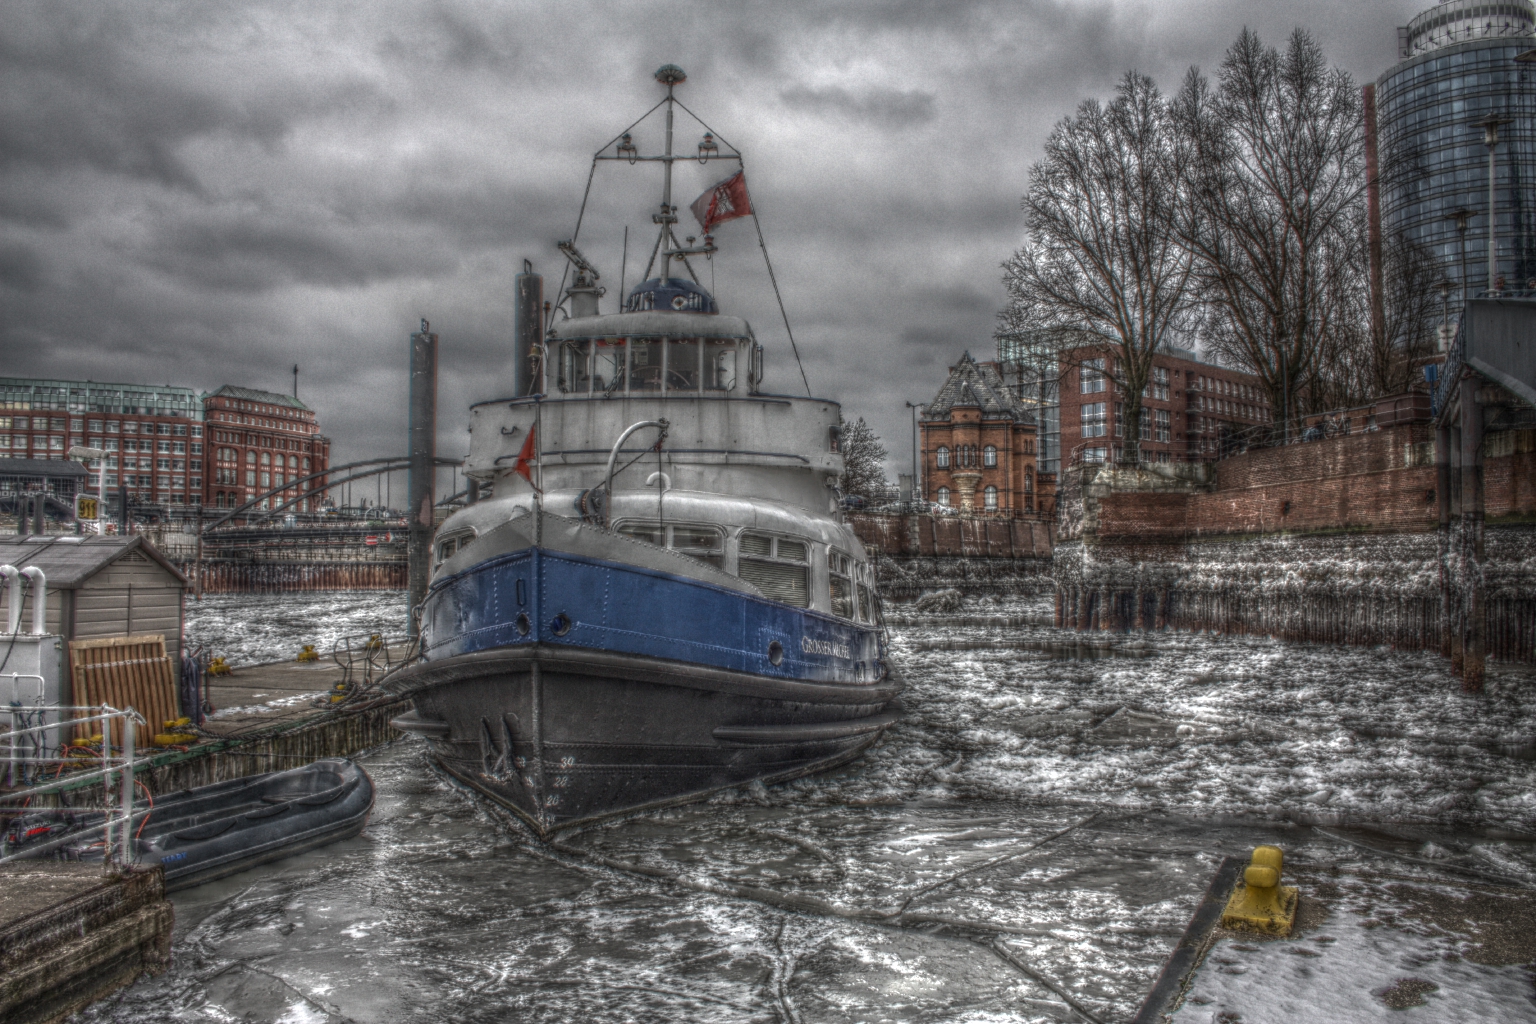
xmin=513 ymin=425 xmax=538 ymax=489
xmin=690 ymin=171 xmax=752 ymax=232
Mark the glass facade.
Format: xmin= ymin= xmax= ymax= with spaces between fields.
xmin=0 ymin=377 xmax=203 ymax=418
xmin=1376 ymin=8 xmax=1536 ymax=321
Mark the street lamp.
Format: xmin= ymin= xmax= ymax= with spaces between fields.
xmin=904 ymin=401 xmax=924 ymax=503
xmin=1435 ymin=278 xmax=1455 ymax=352
xmin=67 ymin=445 xmax=107 ymax=534
xmin=1474 ymin=115 xmax=1513 ymax=294
xmin=1444 ymin=207 xmax=1473 ymax=312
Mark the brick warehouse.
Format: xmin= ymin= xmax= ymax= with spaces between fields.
xmin=1 ymin=378 xmax=206 ymax=506
xmin=1057 ymin=344 xmax=1271 ymax=465
xmin=204 ymin=386 xmax=330 ymax=512
xmin=919 ymin=353 xmax=1055 ymax=514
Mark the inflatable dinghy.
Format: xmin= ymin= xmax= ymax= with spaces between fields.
xmin=2 ymin=758 xmax=374 ymax=890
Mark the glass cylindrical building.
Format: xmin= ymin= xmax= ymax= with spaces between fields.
xmin=1375 ymin=0 xmax=1536 ymax=318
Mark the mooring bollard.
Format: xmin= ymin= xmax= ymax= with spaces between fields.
xmin=1220 ymin=844 xmax=1298 ymax=937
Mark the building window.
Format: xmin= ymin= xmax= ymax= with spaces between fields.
xmin=1080 ymin=358 xmax=1105 ymax=394
xmin=1156 ymin=409 xmax=1171 ymax=443
xmin=937 ymin=486 xmax=950 ymax=506
xmin=936 ymin=446 xmax=951 ymax=468
xmin=983 ymin=485 xmax=998 ymax=509
xmin=1152 ymin=366 xmax=1169 ymax=401
xmin=1081 ymin=402 xmax=1107 ymax=438
xmin=1084 ymin=447 xmax=1107 ymax=463
xmin=982 ymin=445 xmax=997 ymax=468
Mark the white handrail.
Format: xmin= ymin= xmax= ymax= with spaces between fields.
xmin=0 ymin=703 xmax=145 ymax=867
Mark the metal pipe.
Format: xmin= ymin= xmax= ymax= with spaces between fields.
xmin=514 ymin=265 xmax=543 ymax=399
xmin=120 ymin=709 xmax=135 ymax=866
xmin=19 ymin=567 xmax=45 ymax=635
xmin=602 ymin=420 xmax=669 ymax=530
xmin=0 ymin=566 xmax=19 ymax=633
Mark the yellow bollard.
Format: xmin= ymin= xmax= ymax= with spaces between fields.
xmin=1221 ymin=845 xmax=1298 ymax=936
xmin=208 ymin=656 xmax=232 ymax=676
xmin=297 ymin=644 xmax=319 ymax=662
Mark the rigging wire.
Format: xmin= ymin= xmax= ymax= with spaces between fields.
xmin=670 ymin=98 xmax=810 ymax=397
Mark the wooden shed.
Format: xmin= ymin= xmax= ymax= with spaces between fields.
xmin=0 ymin=535 xmax=188 ymax=700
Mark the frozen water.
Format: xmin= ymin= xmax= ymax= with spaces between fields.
xmin=186 ymin=591 xmax=408 ymax=666
xmin=92 ymin=591 xmax=1535 ymax=1023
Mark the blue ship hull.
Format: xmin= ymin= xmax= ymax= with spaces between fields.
xmin=385 ymin=544 xmax=900 ymax=834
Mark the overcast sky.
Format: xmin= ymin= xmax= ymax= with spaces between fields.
xmin=2 ymin=0 xmax=1423 ymax=482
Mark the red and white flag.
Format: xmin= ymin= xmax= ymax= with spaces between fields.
xmin=690 ymin=171 xmax=752 ymax=232
xmin=513 ymin=425 xmax=539 ymax=491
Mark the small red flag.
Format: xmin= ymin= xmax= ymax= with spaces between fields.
xmin=690 ymin=171 xmax=752 ymax=232
xmin=513 ymin=425 xmax=538 ymax=489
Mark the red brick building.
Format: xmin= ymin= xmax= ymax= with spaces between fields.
xmin=919 ymin=353 xmax=1053 ymax=514
xmin=203 ymin=386 xmax=329 ymax=512
xmin=1 ymin=378 xmax=205 ymax=506
xmin=1058 ymin=345 xmax=1270 ymax=465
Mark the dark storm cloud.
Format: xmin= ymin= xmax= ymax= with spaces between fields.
xmin=779 ymin=85 xmax=937 ymax=126
xmin=0 ymin=0 xmax=1421 ymax=472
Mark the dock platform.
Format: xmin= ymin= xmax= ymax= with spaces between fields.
xmin=1135 ymin=844 xmax=1536 ymax=1022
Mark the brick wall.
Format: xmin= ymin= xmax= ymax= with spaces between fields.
xmin=1085 ymin=423 xmax=1534 ymax=539
xmin=848 ymin=513 xmax=1054 ymax=559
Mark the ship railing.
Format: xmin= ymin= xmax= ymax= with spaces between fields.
xmin=0 ymin=701 xmax=147 ymax=868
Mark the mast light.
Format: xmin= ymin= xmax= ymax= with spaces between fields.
xmin=655 ymin=64 xmax=687 ymax=85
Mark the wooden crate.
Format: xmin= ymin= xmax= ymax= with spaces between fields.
xmin=69 ymin=635 xmax=181 ymax=750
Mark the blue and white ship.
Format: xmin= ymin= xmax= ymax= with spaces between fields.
xmin=385 ymin=65 xmax=899 ymax=835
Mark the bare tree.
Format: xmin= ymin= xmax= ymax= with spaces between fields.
xmin=839 ymin=417 xmax=889 ymax=500
xmin=1000 ymin=72 xmax=1193 ymax=464
xmin=1374 ymin=231 xmax=1441 ymax=396
xmin=1174 ymin=29 xmax=1365 ymax=431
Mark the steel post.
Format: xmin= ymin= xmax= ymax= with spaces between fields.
xmin=514 ymin=268 xmax=543 ymax=398
xmin=1436 ymin=424 xmax=1452 ymax=658
xmin=1458 ymin=377 xmax=1486 ymax=691
xmin=407 ymin=323 xmax=438 ymax=638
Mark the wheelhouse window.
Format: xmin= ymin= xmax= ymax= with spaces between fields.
xmin=630 ymin=339 xmax=662 ymax=391
xmin=982 ymin=445 xmax=997 ymax=468
xmin=935 ymin=446 xmax=950 ymax=468
xmin=616 ymin=522 xmax=725 ymax=568
xmin=737 ymin=532 xmax=809 ymax=607
xmin=829 ymin=550 xmax=854 ymax=619
xmin=593 ymin=338 xmax=626 ymax=392
xmin=558 ymin=340 xmax=592 ymax=393
xmin=666 ymin=337 xmax=700 ymax=392
xmin=704 ymin=338 xmax=738 ymax=391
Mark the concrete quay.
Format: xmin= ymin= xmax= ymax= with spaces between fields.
xmin=0 ymin=865 xmax=173 ymax=1024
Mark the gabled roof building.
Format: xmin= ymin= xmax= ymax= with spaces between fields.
xmin=920 ymin=353 xmax=1054 ymax=514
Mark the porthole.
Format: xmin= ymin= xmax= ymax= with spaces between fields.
xmin=767 ymin=640 xmax=784 ymax=666
xmin=515 ymin=612 xmax=531 ymax=637
xmin=551 ymin=613 xmax=572 ymax=637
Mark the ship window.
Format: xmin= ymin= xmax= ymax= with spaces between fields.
xmin=829 ymin=549 xmax=854 ymax=619
xmin=558 ymin=340 xmax=591 ymax=393
xmin=704 ymin=339 xmax=738 ymax=391
xmin=666 ymin=337 xmax=700 ymax=392
xmin=593 ymin=338 xmax=626 ymax=392
xmin=435 ymin=531 xmax=476 ymax=565
xmin=858 ymin=583 xmax=873 ymax=623
xmin=616 ymin=522 xmax=724 ymax=568
xmin=737 ymin=532 xmax=809 ymax=607
xmin=629 ymin=339 xmax=662 ymax=390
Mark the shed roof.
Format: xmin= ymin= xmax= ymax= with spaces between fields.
xmin=923 ymin=352 xmax=1035 ymax=423
xmin=0 ymin=458 xmax=90 ymax=480
xmin=0 ymin=535 xmax=188 ymax=588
